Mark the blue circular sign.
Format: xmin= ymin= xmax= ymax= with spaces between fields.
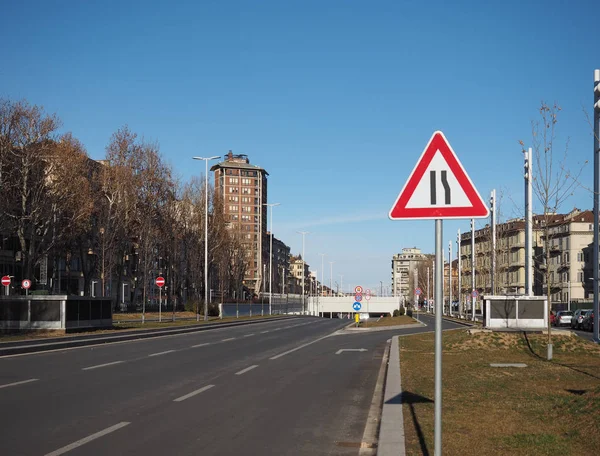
xmin=353 ymin=302 xmax=362 ymax=311
xmin=355 ymin=295 xmax=363 ymax=301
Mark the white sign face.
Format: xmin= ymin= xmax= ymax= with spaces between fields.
xmin=405 ymin=151 xmax=472 ymax=209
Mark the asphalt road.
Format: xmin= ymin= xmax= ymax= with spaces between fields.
xmin=0 ymin=315 xmax=465 ymax=456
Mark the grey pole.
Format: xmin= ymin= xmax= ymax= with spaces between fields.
xmin=426 ymin=266 xmax=431 ymax=311
xmin=319 ymin=253 xmax=325 ymax=316
xmin=457 ymin=230 xmax=461 ymax=316
xmin=593 ymin=69 xmax=600 ymax=343
xmin=471 ymin=219 xmax=476 ymax=321
xmin=264 ymin=203 xmax=280 ymax=315
xmin=297 ymin=231 xmax=309 ymax=314
xmin=448 ymin=241 xmax=452 ymax=316
xmin=434 ymin=219 xmax=444 ymax=456
xmin=524 ymin=150 xmax=533 ymax=296
xmin=330 ymin=262 xmax=334 ymax=297
xmin=193 ymin=155 xmax=220 ymax=321
xmin=491 ymin=189 xmax=496 ymax=295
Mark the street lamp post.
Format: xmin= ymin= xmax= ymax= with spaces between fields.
xmin=297 ymin=231 xmax=309 ymax=314
xmin=330 ymin=262 xmax=335 ymax=297
xmin=264 ymin=203 xmax=280 ymax=315
xmin=193 ymin=155 xmax=220 ymax=321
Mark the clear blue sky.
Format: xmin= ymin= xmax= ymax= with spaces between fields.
xmin=1 ymin=0 xmax=597 ymax=294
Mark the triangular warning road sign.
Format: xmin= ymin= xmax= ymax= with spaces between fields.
xmin=389 ymin=131 xmax=489 ymax=220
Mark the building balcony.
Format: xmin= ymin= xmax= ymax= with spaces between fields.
xmin=557 ymin=262 xmax=570 ymax=271
xmin=510 ymin=242 xmax=524 ymax=249
xmin=549 ymin=245 xmax=561 ymax=254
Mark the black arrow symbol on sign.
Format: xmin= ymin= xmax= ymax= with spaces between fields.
xmin=430 ymin=171 xmax=451 ymax=205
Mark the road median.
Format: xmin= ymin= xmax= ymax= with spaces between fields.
xmin=0 ymin=315 xmax=297 ymax=357
xmin=398 ymin=329 xmax=600 ymax=455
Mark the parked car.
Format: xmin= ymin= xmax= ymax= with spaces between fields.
xmin=571 ymin=309 xmax=592 ymax=330
xmin=554 ymin=310 xmax=573 ymax=327
xmin=582 ymin=311 xmax=594 ymax=332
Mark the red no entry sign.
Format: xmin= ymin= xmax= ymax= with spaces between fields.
xmin=155 ymin=276 xmax=165 ymax=288
xmin=1 ymin=275 xmax=10 ymax=287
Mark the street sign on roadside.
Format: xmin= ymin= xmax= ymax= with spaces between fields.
xmin=388 ymin=131 xmax=489 ymax=456
xmin=22 ymin=279 xmax=31 ymax=289
xmin=415 ymin=287 xmax=422 ymax=296
xmin=354 ymin=286 xmax=363 ymax=294
xmin=472 ymin=289 xmax=479 ymax=298
xmin=155 ymin=276 xmax=165 ymax=288
xmin=353 ymin=302 xmax=362 ymax=311
xmin=1 ymin=276 xmax=10 ymax=287
xmin=388 ymin=131 xmax=489 ymax=220
xmin=355 ymin=294 xmax=362 ymax=302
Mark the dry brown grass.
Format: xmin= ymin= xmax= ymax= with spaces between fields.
xmin=399 ymin=330 xmax=600 ymax=456
xmin=359 ymin=315 xmax=418 ymax=328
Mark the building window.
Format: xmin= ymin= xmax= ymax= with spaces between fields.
xmin=577 ymin=252 xmax=583 ymax=262
xmin=229 ymin=187 xmax=239 ymax=193
xmin=228 ymin=196 xmax=239 ymax=202
xmin=242 ymin=206 xmax=252 ymax=213
xmin=228 ymin=205 xmax=238 ymax=211
xmin=229 ymin=177 xmax=239 ymax=184
xmin=578 ymin=271 xmax=584 ymax=282
xmin=242 ymin=188 xmax=251 ymax=194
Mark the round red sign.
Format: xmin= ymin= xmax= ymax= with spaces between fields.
xmin=155 ymin=276 xmax=165 ymax=287
xmin=1 ymin=275 xmax=10 ymax=287
xmin=22 ymin=279 xmax=31 ymax=289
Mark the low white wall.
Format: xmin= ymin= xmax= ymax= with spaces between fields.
xmin=306 ymin=296 xmax=402 ymax=315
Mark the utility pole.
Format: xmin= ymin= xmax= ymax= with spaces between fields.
xmin=448 ymin=241 xmax=452 ymax=316
xmin=593 ymin=68 xmax=600 ymax=343
xmin=264 ymin=203 xmax=280 ymax=316
xmin=490 ymin=189 xmax=497 ymax=295
xmin=298 ymin=231 xmax=309 ymax=314
xmin=471 ymin=219 xmax=476 ymax=321
xmin=427 ymin=266 xmax=430 ymax=313
xmin=329 ymin=261 xmax=334 ymax=297
xmin=413 ymin=268 xmax=418 ymax=310
xmin=524 ymin=150 xmax=533 ymax=296
xmin=457 ymin=230 xmax=461 ymax=317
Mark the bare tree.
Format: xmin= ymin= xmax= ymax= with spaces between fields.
xmin=520 ymin=102 xmax=586 ymax=357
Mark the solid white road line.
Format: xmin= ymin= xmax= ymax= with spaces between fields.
xmin=269 ymin=334 xmax=332 ymax=360
xmin=0 ymin=378 xmax=39 ymax=389
xmin=82 ymin=361 xmax=124 ymax=371
xmin=191 ymin=342 xmax=211 ymax=348
xmin=148 ymin=350 xmax=175 ymax=357
xmin=221 ymin=338 xmax=236 ymax=342
xmin=235 ymin=365 xmax=258 ymax=376
xmin=44 ymin=422 xmax=130 ymax=456
xmin=173 ymin=384 xmax=215 ymax=402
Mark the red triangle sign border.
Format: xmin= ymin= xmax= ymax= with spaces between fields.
xmin=389 ymin=131 xmax=489 ymax=220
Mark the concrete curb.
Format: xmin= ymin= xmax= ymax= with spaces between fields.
xmin=378 ymin=335 xmax=406 ymax=456
xmin=0 ymin=316 xmax=297 ymax=357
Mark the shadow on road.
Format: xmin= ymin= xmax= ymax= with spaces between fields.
xmin=386 ymin=391 xmax=433 ymax=456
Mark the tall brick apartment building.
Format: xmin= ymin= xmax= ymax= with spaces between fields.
xmin=211 ymin=152 xmax=268 ymax=293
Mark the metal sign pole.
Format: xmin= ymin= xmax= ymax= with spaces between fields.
xmin=434 ymin=219 xmax=443 ymax=456
xmin=159 ymin=286 xmax=162 ymax=323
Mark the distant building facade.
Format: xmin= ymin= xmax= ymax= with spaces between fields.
xmin=391 ymin=248 xmax=428 ymax=301
xmin=212 ymin=151 xmax=268 ymax=293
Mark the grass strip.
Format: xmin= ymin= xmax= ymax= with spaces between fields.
xmin=399 ymin=330 xmax=600 ymax=455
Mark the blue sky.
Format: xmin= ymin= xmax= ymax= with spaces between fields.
xmin=1 ymin=0 xmax=597 ymax=294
